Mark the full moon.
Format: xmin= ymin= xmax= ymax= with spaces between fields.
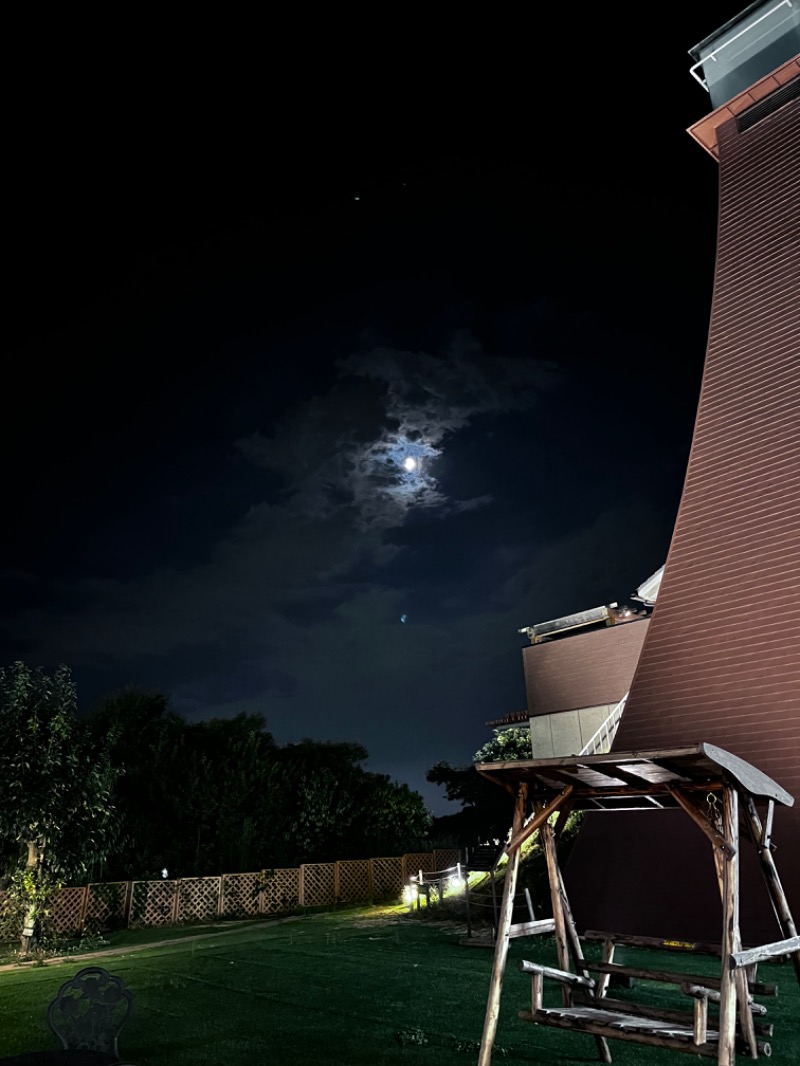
xmin=403 ymin=456 xmax=417 ymax=472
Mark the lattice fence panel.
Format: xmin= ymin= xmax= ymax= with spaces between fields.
xmin=370 ymin=857 xmax=403 ymax=900
xmin=49 ymin=887 xmax=88 ymax=935
xmin=261 ymin=868 xmax=300 ymax=915
xmin=300 ymin=863 xmax=335 ymax=907
xmin=336 ymin=860 xmax=371 ymax=902
xmin=84 ymin=882 xmax=128 ymax=931
xmin=178 ymin=878 xmax=221 ymax=923
xmin=433 ymin=849 xmax=461 ymax=872
xmin=129 ymin=880 xmax=178 ymax=927
xmin=221 ymin=872 xmax=263 ymax=917
xmin=402 ymin=852 xmax=435 ymax=881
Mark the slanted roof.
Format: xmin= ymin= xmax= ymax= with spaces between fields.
xmin=475 ymin=743 xmax=794 ymax=812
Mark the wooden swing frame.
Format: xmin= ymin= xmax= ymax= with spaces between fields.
xmin=474 ymin=743 xmax=799 ymax=1066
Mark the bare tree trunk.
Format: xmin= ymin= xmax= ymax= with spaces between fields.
xmin=19 ymin=839 xmax=40 ymax=955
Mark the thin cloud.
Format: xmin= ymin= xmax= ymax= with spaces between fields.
xmin=240 ymin=335 xmax=554 ymax=529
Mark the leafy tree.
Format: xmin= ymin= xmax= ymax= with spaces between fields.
xmin=270 ymin=740 xmax=431 ymax=865
xmin=89 ymin=694 xmax=282 ymax=878
xmin=356 ymin=774 xmax=431 ymax=858
xmin=0 ymin=662 xmax=118 ymax=951
xmin=472 ymin=726 xmax=532 ymax=763
xmin=89 ymin=695 xmax=431 ymax=876
xmin=427 ymin=727 xmax=533 ymax=846
xmin=88 ymin=688 xmax=187 ymax=878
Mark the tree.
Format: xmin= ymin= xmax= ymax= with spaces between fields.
xmin=472 ymin=726 xmax=532 ymax=764
xmin=355 ymin=774 xmax=432 ymax=858
xmin=426 ymin=728 xmax=533 ymax=846
xmin=0 ymin=662 xmax=118 ymax=951
xmin=271 ymin=740 xmax=432 ymax=865
xmin=89 ymin=693 xmax=433 ymax=875
xmin=89 ymin=694 xmax=282 ymax=878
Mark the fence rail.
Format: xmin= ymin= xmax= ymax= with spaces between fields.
xmin=0 ymin=849 xmax=460 ymax=936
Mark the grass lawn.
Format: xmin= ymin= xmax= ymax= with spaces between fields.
xmin=0 ymin=909 xmax=797 ymax=1065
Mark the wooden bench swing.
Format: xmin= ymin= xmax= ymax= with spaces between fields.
xmin=473 ymin=743 xmax=800 ymax=1066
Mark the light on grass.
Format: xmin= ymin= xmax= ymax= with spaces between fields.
xmin=403 ymin=883 xmax=418 ymax=904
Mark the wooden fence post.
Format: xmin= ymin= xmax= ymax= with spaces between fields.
xmin=122 ymin=881 xmax=133 ymax=927
xmin=78 ymin=886 xmax=90 ymax=930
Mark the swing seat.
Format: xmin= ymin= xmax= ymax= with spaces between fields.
xmin=517 ymin=958 xmax=778 ymax=1059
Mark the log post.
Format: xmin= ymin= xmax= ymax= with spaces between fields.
xmin=693 ymin=995 xmax=708 ymax=1046
xmin=122 ymin=880 xmax=133 ymax=927
xmin=717 ymin=785 xmax=741 ymax=1066
xmin=744 ymin=794 xmax=800 ymax=987
xmin=597 ymin=937 xmax=616 ymax=999
xmin=531 ymin=970 xmax=543 ymax=1012
xmin=465 ymin=874 xmax=472 ymax=939
xmin=477 ymin=783 xmax=528 ymax=1066
xmin=540 ymin=811 xmax=571 ymax=1006
xmin=548 ymin=829 xmax=612 ymax=1063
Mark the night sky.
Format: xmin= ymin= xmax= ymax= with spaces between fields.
xmin=3 ymin=6 xmax=737 ymax=813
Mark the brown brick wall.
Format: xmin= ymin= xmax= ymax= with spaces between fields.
xmin=568 ymin=89 xmax=800 ymax=943
xmin=523 ymin=619 xmax=649 ymax=716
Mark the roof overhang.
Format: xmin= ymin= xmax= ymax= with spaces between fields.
xmin=475 ymin=743 xmax=794 ymax=812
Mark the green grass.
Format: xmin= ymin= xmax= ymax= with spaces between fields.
xmin=0 ymin=910 xmax=797 ymax=1065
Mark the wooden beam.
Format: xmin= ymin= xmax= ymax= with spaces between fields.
xmin=585 ymin=962 xmax=774 ymax=996
xmin=478 ymin=784 xmax=527 ymax=1066
xmin=682 ymin=983 xmax=767 ymax=1016
xmin=693 ymin=995 xmax=708 ymax=1046
xmin=540 ymin=808 xmax=571 ymax=1005
xmin=717 ymin=786 xmax=738 ymax=1066
xmin=551 ymin=798 xmax=575 ymax=841
xmin=732 ymin=935 xmax=800 ymax=969
xmin=581 ymin=762 xmax=655 ymax=788
xmin=542 ymin=815 xmax=612 ymax=1063
xmin=505 ymin=786 xmax=573 ymax=855
xmin=716 ymin=786 xmax=758 ymax=1065
xmin=669 ymin=786 xmax=736 ymax=858
xmin=517 ymin=1008 xmax=722 ymax=1057
xmin=587 ymin=995 xmax=772 ymax=1037
xmin=596 ymin=936 xmax=615 ymax=999
xmin=534 ymin=768 xmax=587 ymax=789
xmin=743 ymin=794 xmax=800 ymax=987
xmin=518 ymin=960 xmax=596 ymax=988
xmin=581 ymin=930 xmax=723 ymax=956
xmin=508 ymin=918 xmax=556 ymax=939
xmin=761 ymin=799 xmax=775 ymax=850
xmin=531 ymin=970 xmax=543 ymax=1012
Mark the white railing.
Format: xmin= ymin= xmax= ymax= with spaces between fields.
xmin=579 ymin=693 xmax=628 ymax=757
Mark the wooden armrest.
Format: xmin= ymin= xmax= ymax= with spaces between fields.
xmin=732 ymin=934 xmax=800 ymax=969
xmin=682 ymin=982 xmax=767 ymax=1015
xmin=519 ymin=960 xmax=595 ymax=1013
xmin=519 ymin=960 xmax=596 ymax=990
xmin=682 ymin=982 xmax=718 ymax=1002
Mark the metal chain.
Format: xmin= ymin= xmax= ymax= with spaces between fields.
xmin=706 ymin=791 xmax=721 ymax=831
